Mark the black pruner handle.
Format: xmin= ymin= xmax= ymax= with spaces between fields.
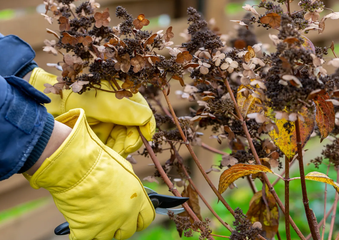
xmin=54 ymin=222 xmax=70 ymax=235
xmin=54 ymin=193 xmax=189 ymax=235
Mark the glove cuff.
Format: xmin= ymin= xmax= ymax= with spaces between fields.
xmin=18 ymin=113 xmax=55 ymax=173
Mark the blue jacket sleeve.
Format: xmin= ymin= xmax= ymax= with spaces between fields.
xmin=0 ymin=75 xmax=54 ymax=181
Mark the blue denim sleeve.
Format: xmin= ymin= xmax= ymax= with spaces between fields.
xmin=0 ymin=34 xmax=38 ymax=78
xmin=0 ymin=75 xmax=52 ymax=180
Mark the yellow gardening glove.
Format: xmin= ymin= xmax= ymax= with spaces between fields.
xmin=24 ymin=108 xmax=155 ymax=240
xmin=29 ymin=67 xmax=155 ymax=158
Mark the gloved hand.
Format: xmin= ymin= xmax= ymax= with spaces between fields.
xmin=24 ymin=108 xmax=155 ymax=240
xmin=30 ymin=68 xmax=155 ymax=158
xmin=0 ymin=35 xmax=156 ymax=158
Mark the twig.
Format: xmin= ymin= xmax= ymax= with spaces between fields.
xmin=305 ymin=203 xmax=335 ymax=240
xmin=272 ymin=158 xmax=297 ymax=186
xmin=138 ymin=129 xmax=214 ymax=239
xmin=295 ymin=118 xmax=320 ymax=239
xmin=201 ymin=142 xmax=228 ymax=155
xmin=328 ymin=166 xmax=339 ymax=240
xmin=161 ymin=89 xmax=236 ymax=216
xmin=153 ymin=98 xmax=172 ymax=117
xmin=247 ymin=176 xmax=257 ymax=194
xmin=170 ymin=143 xmax=234 ymax=233
xmin=201 ymin=143 xmax=257 ymax=195
xmin=286 ymin=0 xmax=292 ymax=17
xmin=285 ymin=156 xmax=291 ymax=240
xmin=322 ymin=164 xmax=330 ymax=240
xmin=223 ymin=78 xmax=306 ymax=239
xmin=210 ymin=233 xmax=230 ymax=238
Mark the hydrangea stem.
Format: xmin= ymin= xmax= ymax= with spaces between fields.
xmin=161 ymin=89 xmax=236 ymax=216
xmin=223 ymin=78 xmax=305 ymax=239
xmin=170 ymin=142 xmax=234 ymax=233
xmin=321 ymin=165 xmax=330 ymax=240
xmin=138 ymin=129 xmax=214 ymax=239
xmin=285 ymin=156 xmax=291 ymax=240
xmin=328 ymin=166 xmax=339 ymax=240
xmin=295 ymin=118 xmax=320 ymax=239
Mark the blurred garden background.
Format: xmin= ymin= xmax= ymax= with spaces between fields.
xmin=1 ymin=0 xmax=339 ymax=239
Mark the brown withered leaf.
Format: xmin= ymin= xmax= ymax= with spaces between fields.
xmin=319 ymin=18 xmax=326 ymax=34
xmin=59 ymin=16 xmax=70 ymax=31
xmin=230 ymin=137 xmax=245 ymax=152
xmin=179 ymin=184 xmax=202 ymax=223
xmin=283 ymin=37 xmax=299 ymax=45
xmin=279 ymin=56 xmax=291 ymax=70
xmin=221 ymin=154 xmax=238 ymax=167
xmin=61 ymin=32 xmax=78 ymax=45
xmin=266 ymin=106 xmax=314 ymax=159
xmin=183 ymin=63 xmax=200 ymax=69
xmin=71 ymin=81 xmax=89 ymax=93
xmin=330 ymin=41 xmax=335 ymax=52
xmin=133 ymin=14 xmax=150 ymax=29
xmin=44 ymin=83 xmax=62 ymax=94
xmin=312 ymin=92 xmax=335 ymax=141
xmin=78 ymin=35 xmax=92 ymax=47
xmin=237 ymin=85 xmax=263 ymax=118
xmin=234 ymin=39 xmax=247 ymax=49
xmin=172 ymin=75 xmax=186 ymax=87
xmin=43 ymin=39 xmax=58 ymax=55
xmin=46 ymin=28 xmax=60 ymax=39
xmin=115 ymin=89 xmax=133 ymax=99
xmin=146 ymin=55 xmax=161 ymax=64
xmin=145 ymin=33 xmax=157 ymax=45
xmin=122 ymin=77 xmax=140 ymax=94
xmin=164 ymin=26 xmax=174 ymax=42
xmin=244 ymin=46 xmax=255 ymax=63
xmin=131 ymin=54 xmax=146 ymax=73
xmin=176 ymin=51 xmax=193 ymax=63
xmin=246 ymin=186 xmax=279 ymax=238
xmin=305 ymin=172 xmax=339 ymax=193
xmin=94 ymin=8 xmax=110 ymax=28
xmin=115 ymin=53 xmax=131 ymax=73
xmin=62 ymin=54 xmax=84 ymax=80
xmin=218 ymin=164 xmax=273 ymax=194
xmin=260 ymin=13 xmax=281 ymax=29
xmin=224 ymin=125 xmax=235 ymax=140
xmin=105 ymin=37 xmax=119 ymax=47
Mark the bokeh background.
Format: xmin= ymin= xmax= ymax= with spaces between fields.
xmin=1 ymin=0 xmax=339 ymax=239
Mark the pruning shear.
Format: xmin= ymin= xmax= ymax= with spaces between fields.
xmin=54 ymin=187 xmax=189 ymax=235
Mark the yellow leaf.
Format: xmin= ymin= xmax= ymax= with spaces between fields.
xmin=305 ymin=172 xmax=339 ymax=193
xmin=237 ymin=85 xmax=263 ymax=118
xmin=266 ymin=106 xmax=314 ymax=159
xmin=246 ymin=186 xmax=279 ymax=238
xmin=218 ymin=164 xmax=273 ymax=194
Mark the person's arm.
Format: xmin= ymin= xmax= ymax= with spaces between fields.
xmin=0 ymin=74 xmax=155 ymax=239
xmin=26 ymin=120 xmax=71 ymax=175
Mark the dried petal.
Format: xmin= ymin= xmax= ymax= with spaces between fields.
xmin=133 ymin=14 xmax=150 ymax=29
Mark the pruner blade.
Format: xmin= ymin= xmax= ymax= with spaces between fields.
xmin=54 ymin=187 xmax=189 ymax=235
